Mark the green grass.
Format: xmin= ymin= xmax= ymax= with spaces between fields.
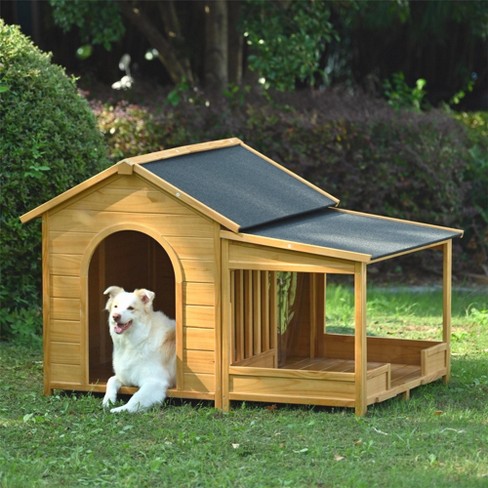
xmin=1 ymin=286 xmax=487 ymax=487
xmin=326 ymin=284 xmax=488 ymax=342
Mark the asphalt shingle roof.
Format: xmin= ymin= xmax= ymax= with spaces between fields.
xmin=144 ymin=145 xmax=337 ymax=230
xmin=244 ymin=208 xmax=462 ymax=260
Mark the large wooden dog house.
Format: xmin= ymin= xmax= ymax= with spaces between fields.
xmin=21 ymin=138 xmax=463 ymax=415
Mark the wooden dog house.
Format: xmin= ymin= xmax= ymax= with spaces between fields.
xmin=21 ymin=138 xmax=463 ymax=415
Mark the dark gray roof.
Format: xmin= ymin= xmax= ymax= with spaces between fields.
xmin=144 ymin=145 xmax=337 ymax=229
xmin=143 ymin=142 xmax=462 ymax=260
xmin=244 ymin=208 xmax=462 ymax=260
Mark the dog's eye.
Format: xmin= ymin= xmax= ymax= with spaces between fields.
xmin=127 ymin=306 xmax=134 ymax=311
xmin=114 ymin=305 xmax=118 ymax=308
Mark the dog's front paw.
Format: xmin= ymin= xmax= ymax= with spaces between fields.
xmin=110 ymin=404 xmax=131 ymax=413
xmin=103 ymin=376 xmax=122 ymax=409
xmin=102 ymin=394 xmax=115 ymax=409
xmin=110 ymin=401 xmax=146 ymax=413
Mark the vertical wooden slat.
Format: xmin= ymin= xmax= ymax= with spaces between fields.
xmin=230 ymin=270 xmax=279 ymax=364
xmin=252 ymin=270 xmax=262 ymax=355
xmin=269 ymin=271 xmax=278 ymax=366
xmin=442 ymin=240 xmax=452 ymax=383
xmin=309 ymin=274 xmax=318 ymax=359
xmin=233 ymin=271 xmax=242 ymax=361
xmin=261 ymin=271 xmax=270 ymax=351
xmin=323 ymin=274 xmax=327 ymax=335
xmin=229 ymin=271 xmax=240 ymax=363
xmin=244 ymin=271 xmax=253 ymax=358
xmin=354 ymin=262 xmax=367 ymax=416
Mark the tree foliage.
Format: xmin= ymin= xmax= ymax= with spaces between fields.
xmin=46 ymin=0 xmax=487 ymax=103
xmin=49 ymin=0 xmax=233 ymax=88
xmin=50 ymin=0 xmax=125 ymax=50
xmin=242 ymin=0 xmax=336 ymax=91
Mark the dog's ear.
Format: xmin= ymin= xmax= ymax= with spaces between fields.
xmin=103 ymin=286 xmax=124 ymax=310
xmin=135 ymin=289 xmax=155 ymax=306
xmin=104 ymin=286 xmax=124 ymax=298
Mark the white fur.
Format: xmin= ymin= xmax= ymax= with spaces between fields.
xmin=102 ymin=286 xmax=176 ymax=413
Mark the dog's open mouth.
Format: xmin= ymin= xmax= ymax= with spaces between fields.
xmin=114 ymin=321 xmax=132 ymax=334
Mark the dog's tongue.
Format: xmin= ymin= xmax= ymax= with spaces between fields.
xmin=114 ymin=322 xmax=131 ymax=334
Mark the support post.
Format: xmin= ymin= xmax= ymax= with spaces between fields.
xmin=442 ymin=240 xmax=453 ymax=383
xmin=354 ymin=262 xmax=368 ymax=416
xmin=42 ymin=215 xmax=52 ymax=395
xmin=221 ymin=240 xmax=231 ymax=411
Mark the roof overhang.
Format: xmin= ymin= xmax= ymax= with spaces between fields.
xmin=221 ymin=208 xmax=463 ymax=264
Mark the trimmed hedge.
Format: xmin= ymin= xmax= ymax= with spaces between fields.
xmin=453 ymin=112 xmax=488 ymax=273
xmin=0 ymin=21 xmax=107 ymax=336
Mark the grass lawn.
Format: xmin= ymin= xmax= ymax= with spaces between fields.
xmin=1 ymin=286 xmax=487 ymax=487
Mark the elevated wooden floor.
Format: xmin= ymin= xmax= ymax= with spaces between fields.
xmin=282 ymin=357 xmax=422 ymax=387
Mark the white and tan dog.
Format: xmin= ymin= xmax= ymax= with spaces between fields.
xmin=102 ymin=286 xmax=176 ymax=413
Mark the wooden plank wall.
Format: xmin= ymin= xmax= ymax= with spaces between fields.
xmin=44 ymin=174 xmax=219 ymax=398
xmin=232 ymin=270 xmax=277 ymax=366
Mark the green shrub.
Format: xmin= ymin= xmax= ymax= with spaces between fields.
xmin=90 ymin=95 xmax=238 ymax=162
xmin=383 ymin=72 xmax=428 ymax=111
xmin=276 ymin=107 xmax=467 ymax=227
xmin=92 ymin=101 xmax=161 ymax=161
xmin=453 ymin=111 xmax=488 ymax=271
xmin=0 ymin=20 xmax=108 ymax=338
xmin=3 ymin=308 xmax=42 ymax=347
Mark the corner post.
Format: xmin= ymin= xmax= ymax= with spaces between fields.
xmin=220 ymin=239 xmax=231 ymax=411
xmin=42 ymin=214 xmax=53 ymax=395
xmin=442 ymin=240 xmax=453 ymax=383
xmin=354 ymin=262 xmax=368 ymax=416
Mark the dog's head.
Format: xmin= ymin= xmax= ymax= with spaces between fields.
xmin=103 ymin=286 xmax=155 ymax=335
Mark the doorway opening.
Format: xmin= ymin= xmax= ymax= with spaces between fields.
xmin=88 ymin=230 xmax=176 ymax=384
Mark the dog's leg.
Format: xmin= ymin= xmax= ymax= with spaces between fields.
xmin=102 ymin=375 xmax=122 ymax=408
xmin=110 ymin=379 xmax=169 ymax=413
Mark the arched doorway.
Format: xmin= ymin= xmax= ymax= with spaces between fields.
xmin=88 ymin=230 xmax=176 ymax=384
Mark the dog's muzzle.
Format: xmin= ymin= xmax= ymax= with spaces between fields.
xmin=113 ymin=320 xmax=133 ymax=334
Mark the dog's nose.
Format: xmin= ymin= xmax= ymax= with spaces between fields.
xmin=112 ymin=313 xmax=121 ymax=322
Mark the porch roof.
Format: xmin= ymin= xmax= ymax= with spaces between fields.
xmin=242 ymin=208 xmax=463 ymax=262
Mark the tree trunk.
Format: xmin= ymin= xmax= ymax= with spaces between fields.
xmin=156 ymin=1 xmax=193 ymax=84
xmin=204 ymin=0 xmax=228 ymax=92
xmin=228 ymin=1 xmax=243 ymax=85
xmin=119 ymin=1 xmax=194 ymax=85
